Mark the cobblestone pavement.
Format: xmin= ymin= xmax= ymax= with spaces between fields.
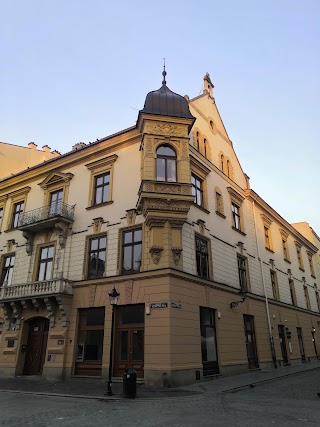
xmin=1 ymin=369 xmax=320 ymax=426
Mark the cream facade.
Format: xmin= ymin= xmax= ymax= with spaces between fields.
xmin=0 ymin=73 xmax=319 ymax=386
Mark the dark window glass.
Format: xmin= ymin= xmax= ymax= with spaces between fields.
xmin=192 ymin=174 xmax=203 ymax=207
xmin=232 ymin=203 xmax=241 ymax=230
xmin=118 ymin=305 xmax=144 ymax=325
xmin=238 ymin=256 xmax=248 ymax=292
xmin=94 ymin=172 xmax=110 ymax=205
xmin=0 ymin=207 xmax=3 ymax=228
xmin=200 ymin=307 xmax=218 ymax=365
xmin=156 ymin=145 xmax=177 ymax=182
xmin=77 ymin=308 xmax=105 ymax=362
xmin=88 ymin=236 xmax=107 ymax=278
xmin=270 ymin=271 xmax=279 ymax=300
xmin=1 ymin=255 xmax=15 ymax=286
xmin=118 ymin=331 xmax=128 ymax=360
xmin=37 ymin=245 xmax=54 ymax=281
xmin=133 ymin=330 xmax=144 ymax=360
xmin=122 ymin=228 xmax=142 ymax=273
xmin=289 ymin=279 xmax=296 ymax=306
xmin=12 ymin=201 xmax=24 ymax=228
xmin=196 ymin=236 xmax=209 ymax=279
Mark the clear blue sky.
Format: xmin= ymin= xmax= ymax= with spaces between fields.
xmin=1 ymin=1 xmax=319 ymax=234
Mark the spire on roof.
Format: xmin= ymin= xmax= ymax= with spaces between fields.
xmin=203 ymin=72 xmax=214 ymax=96
xmin=162 ymin=58 xmax=167 ymax=86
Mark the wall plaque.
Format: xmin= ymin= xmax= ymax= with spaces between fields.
xmin=151 ymin=302 xmax=168 ymax=309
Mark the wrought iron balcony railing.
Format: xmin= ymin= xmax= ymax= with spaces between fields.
xmin=0 ymin=278 xmax=73 ymax=300
xmin=18 ymin=203 xmax=75 ymax=228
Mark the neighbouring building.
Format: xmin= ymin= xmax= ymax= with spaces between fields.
xmin=0 ymin=71 xmax=319 ymax=386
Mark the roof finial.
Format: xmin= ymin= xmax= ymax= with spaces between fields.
xmin=162 ymin=58 xmax=167 ymax=85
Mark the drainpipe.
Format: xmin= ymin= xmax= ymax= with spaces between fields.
xmin=252 ymin=200 xmax=277 ymax=369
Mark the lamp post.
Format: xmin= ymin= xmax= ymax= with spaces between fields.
xmin=106 ymin=286 xmax=120 ymax=396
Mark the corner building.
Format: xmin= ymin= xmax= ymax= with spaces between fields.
xmin=0 ymin=73 xmax=319 ymax=386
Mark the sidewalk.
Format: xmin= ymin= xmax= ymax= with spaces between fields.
xmin=0 ymin=360 xmax=319 ymax=401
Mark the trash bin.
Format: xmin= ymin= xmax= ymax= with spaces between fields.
xmin=123 ymin=367 xmax=137 ymax=398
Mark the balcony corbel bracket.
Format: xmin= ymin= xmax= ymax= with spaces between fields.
xmin=55 ymin=222 xmax=69 ymax=249
xmin=149 ymin=246 xmax=164 ymax=264
xmin=0 ymin=302 xmax=13 ymax=330
xmin=44 ymin=297 xmax=57 ymax=328
xmin=22 ymin=231 xmax=34 ymax=255
xmin=56 ymin=295 xmax=71 ymax=327
xmin=230 ymin=291 xmax=247 ymax=309
xmin=9 ymin=301 xmax=22 ymax=330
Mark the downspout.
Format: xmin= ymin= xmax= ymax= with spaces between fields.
xmin=252 ymin=200 xmax=277 ymax=368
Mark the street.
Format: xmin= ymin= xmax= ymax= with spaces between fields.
xmin=1 ymin=369 xmax=320 ymax=426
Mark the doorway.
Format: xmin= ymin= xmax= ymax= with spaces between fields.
xmin=296 ymin=327 xmax=306 ymax=361
xmin=243 ymin=315 xmax=259 ymax=369
xmin=200 ymin=307 xmax=219 ymax=376
xmin=23 ymin=317 xmax=49 ymax=375
xmin=278 ymin=325 xmax=289 ymax=365
xmin=114 ymin=305 xmax=144 ymax=378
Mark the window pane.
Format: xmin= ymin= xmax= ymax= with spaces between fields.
xmin=45 ymin=261 xmax=53 ymax=280
xmin=134 ymin=229 xmax=142 ymax=242
xmin=38 ymin=263 xmax=46 ymax=281
xmin=118 ymin=331 xmax=128 ymax=361
xmin=96 ymin=255 xmax=105 ymax=276
xmin=84 ymin=330 xmax=104 ymax=361
xmin=48 ymin=246 xmax=54 ymax=258
xmin=156 ymin=158 xmax=166 ymax=181
xmin=118 ymin=306 xmax=145 ymax=324
xmin=90 ymin=238 xmax=98 ymax=251
xmin=99 ymin=237 xmax=107 ymax=249
xmin=124 ymin=231 xmax=132 ymax=245
xmin=157 ymin=146 xmax=175 ymax=156
xmin=95 ymin=187 xmax=102 ymax=204
xmin=123 ymin=246 xmax=132 ymax=271
xmin=167 ymin=159 xmax=176 ymax=182
xmin=86 ymin=309 xmax=105 ymax=326
xmin=201 ymin=327 xmax=217 ymax=362
xmin=96 ymin=176 xmax=103 ymax=186
xmin=103 ymin=173 xmax=110 ymax=184
xmin=133 ymin=244 xmax=142 ymax=271
xmin=133 ymin=330 xmax=144 ymax=360
xmin=102 ymin=185 xmax=109 ymax=203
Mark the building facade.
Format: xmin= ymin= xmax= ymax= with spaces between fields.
xmin=0 ymin=73 xmax=319 ymax=386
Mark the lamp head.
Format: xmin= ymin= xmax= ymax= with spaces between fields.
xmin=108 ymin=287 xmax=120 ymax=305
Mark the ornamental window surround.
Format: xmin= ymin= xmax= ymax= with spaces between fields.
xmin=190 ymin=156 xmax=210 ymax=212
xmin=195 ymin=234 xmax=211 ymax=279
xmin=227 ymin=187 xmax=245 ymax=234
xmin=307 ymin=252 xmax=316 ymax=277
xmin=36 ymin=245 xmax=55 ymax=282
xmin=289 ymin=279 xmax=297 ymax=306
xmin=237 ymin=254 xmax=250 ymax=293
xmin=87 ymin=235 xmax=107 ymax=279
xmin=270 ymin=270 xmax=280 ymax=301
xmin=85 ymin=154 xmax=118 ymax=209
xmin=5 ymin=186 xmax=30 ymax=230
xmin=280 ymin=229 xmax=290 ymax=262
xmin=261 ymin=214 xmax=273 ymax=252
xmin=294 ymin=241 xmax=304 ymax=271
xmin=121 ymin=227 xmax=142 ymax=274
xmin=0 ymin=253 xmax=15 ymax=286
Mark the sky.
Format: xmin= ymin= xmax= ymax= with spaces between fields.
xmin=1 ymin=0 xmax=319 ymax=234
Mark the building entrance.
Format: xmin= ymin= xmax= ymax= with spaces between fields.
xmin=23 ymin=317 xmax=49 ymax=375
xmin=114 ymin=305 xmax=144 ymax=378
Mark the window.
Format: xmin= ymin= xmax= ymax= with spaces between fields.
xmin=296 ymin=245 xmax=304 ymax=270
xmin=227 ymin=187 xmax=245 ymax=233
xmin=264 ymin=226 xmax=271 ymax=250
xmin=270 ymin=270 xmax=280 ymax=300
xmin=94 ymin=172 xmax=110 ymax=206
xmin=220 ymin=154 xmax=224 ymax=172
xmin=156 ymin=145 xmax=177 ymax=182
xmin=238 ymin=255 xmax=249 ymax=292
xmin=200 ymin=307 xmax=219 ymax=375
xmin=86 ymin=154 xmax=118 ymax=208
xmin=0 ymin=207 xmax=3 ymax=229
xmin=37 ymin=245 xmax=54 ymax=281
xmin=1 ymin=254 xmax=15 ymax=286
xmin=226 ymin=160 xmax=231 ymax=177
xmin=289 ymin=279 xmax=297 ymax=306
xmin=196 ymin=236 xmax=209 ymax=279
xmin=203 ymin=138 xmax=207 ymax=158
xmin=282 ymin=238 xmax=289 ymax=261
xmin=195 ymin=132 xmax=200 ymax=150
xmin=315 ymin=289 xmax=320 ymax=312
xmin=307 ymin=253 xmax=315 ymax=277
xmin=11 ymin=201 xmax=24 ymax=228
xmin=49 ymin=190 xmax=63 ymax=216
xmin=88 ymin=236 xmax=107 ymax=278
xmin=122 ymin=228 xmax=142 ymax=273
xmin=304 ymin=285 xmax=311 ymax=310
xmin=192 ymin=174 xmax=203 ymax=207
xmin=232 ymin=203 xmax=241 ymax=230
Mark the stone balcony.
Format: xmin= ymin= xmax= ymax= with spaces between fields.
xmin=0 ymin=278 xmax=73 ymax=329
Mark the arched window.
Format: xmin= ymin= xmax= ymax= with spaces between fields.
xmin=196 ymin=132 xmax=200 ymax=150
xmin=204 ymin=138 xmax=207 ymax=158
xmin=226 ymin=160 xmax=231 ymax=177
xmin=156 ymin=145 xmax=177 ymax=182
xmin=220 ymin=154 xmax=224 ymax=172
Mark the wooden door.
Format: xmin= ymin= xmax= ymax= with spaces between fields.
xmin=114 ymin=305 xmax=144 ymax=378
xmin=244 ymin=315 xmax=259 ymax=369
xmin=23 ymin=318 xmax=49 ymax=375
xmin=200 ymin=307 xmax=219 ymax=376
xmin=278 ymin=325 xmax=289 ymax=364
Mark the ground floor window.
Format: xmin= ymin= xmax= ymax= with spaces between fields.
xmin=243 ymin=315 xmax=259 ymax=369
xmin=75 ymin=307 xmax=105 ymax=376
xmin=200 ymin=307 xmax=219 ymax=376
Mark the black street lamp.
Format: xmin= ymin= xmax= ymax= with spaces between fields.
xmin=106 ymin=286 xmax=120 ymax=396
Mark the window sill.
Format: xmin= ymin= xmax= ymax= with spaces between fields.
xmin=215 ymin=211 xmax=226 ymax=219
xmin=299 ymin=267 xmax=305 ymax=272
xmin=4 ymin=228 xmax=18 ymax=233
xmin=265 ymin=247 xmax=275 ymax=254
xmin=231 ymin=226 xmax=246 ymax=236
xmin=86 ymin=201 xmax=113 ymax=210
xmin=192 ymin=203 xmax=210 ymax=214
xmin=311 ymin=274 xmax=316 ymax=279
xmin=284 ymin=259 xmax=291 ymax=264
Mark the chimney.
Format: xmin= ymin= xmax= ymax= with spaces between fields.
xmin=72 ymin=142 xmax=87 ymax=151
xmin=28 ymin=142 xmax=37 ymax=149
xmin=203 ymin=72 xmax=214 ymax=97
xmin=51 ymin=150 xmax=61 ymax=157
xmin=42 ymin=145 xmax=51 ymax=153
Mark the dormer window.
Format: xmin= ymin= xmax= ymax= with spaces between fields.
xmin=156 ymin=145 xmax=177 ymax=182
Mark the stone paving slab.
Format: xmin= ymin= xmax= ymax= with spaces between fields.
xmin=0 ymin=360 xmax=319 ymax=400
